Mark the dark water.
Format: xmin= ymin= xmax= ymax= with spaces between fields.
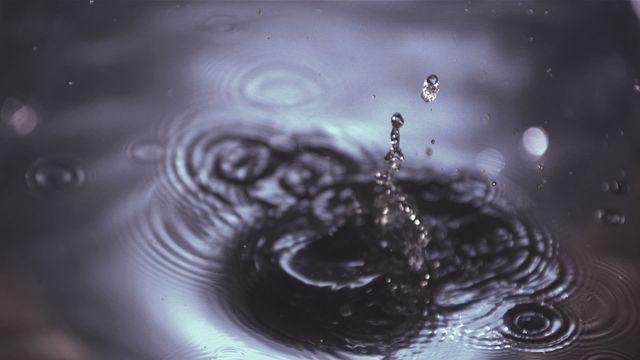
xmin=1 ymin=1 xmax=640 ymax=359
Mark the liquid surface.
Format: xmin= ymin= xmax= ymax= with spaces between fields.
xmin=1 ymin=1 xmax=640 ymax=359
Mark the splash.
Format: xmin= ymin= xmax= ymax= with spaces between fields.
xmin=373 ymin=112 xmax=430 ymax=272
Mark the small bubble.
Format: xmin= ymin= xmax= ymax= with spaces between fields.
xmin=25 ymin=156 xmax=85 ymax=192
xmin=595 ymin=209 xmax=626 ymax=225
xmin=527 ymin=9 xmax=534 ymax=15
xmin=600 ymin=179 xmax=630 ymax=195
xmin=544 ymin=10 xmax=549 ymax=15
xmin=391 ymin=112 xmax=405 ymax=128
xmin=633 ymin=84 xmax=640 ymax=93
xmin=528 ymin=36 xmax=535 ymax=42
xmin=421 ymin=74 xmax=440 ymax=103
xmin=491 ymin=181 xmax=497 ymax=187
xmin=371 ymin=94 xmax=376 ymax=99
xmin=430 ymin=139 xmax=435 ymax=145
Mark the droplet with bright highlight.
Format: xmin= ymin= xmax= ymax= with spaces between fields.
xmin=522 ymin=127 xmax=549 ymax=158
xmin=421 ymin=74 xmax=440 ymax=103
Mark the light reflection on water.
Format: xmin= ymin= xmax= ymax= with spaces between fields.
xmin=1 ymin=1 xmax=639 ymax=359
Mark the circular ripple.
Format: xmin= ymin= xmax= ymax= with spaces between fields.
xmin=582 ymin=350 xmax=634 ymax=360
xmin=211 ymin=61 xmax=329 ymax=111
xmin=217 ymin=166 xmax=572 ymax=356
xmin=126 ymin=197 xmax=235 ymax=291
xmin=501 ymin=302 xmax=577 ymax=352
xmin=25 ymin=156 xmax=85 ymax=192
xmin=221 ymin=207 xmax=433 ymax=356
xmin=572 ymin=262 xmax=640 ymax=350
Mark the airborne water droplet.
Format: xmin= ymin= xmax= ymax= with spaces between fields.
xmin=421 ymin=74 xmax=440 ymax=103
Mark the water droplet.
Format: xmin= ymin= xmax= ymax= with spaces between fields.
xmin=634 ymin=84 xmax=640 ymax=93
xmin=522 ymin=126 xmax=549 ymax=158
xmin=601 ymin=179 xmax=630 ymax=195
xmin=25 ymin=157 xmax=85 ymax=192
xmin=390 ymin=112 xmax=405 ymax=128
xmin=544 ymin=9 xmax=550 ymax=15
xmin=67 ymin=81 xmax=74 ymax=86
xmin=421 ymin=74 xmax=440 ymax=103
xmin=32 ymin=45 xmax=39 ymax=53
xmin=527 ymin=9 xmax=534 ymax=15
xmin=89 ymin=0 xmax=94 ymax=4
xmin=529 ymin=35 xmax=535 ymax=42
xmin=595 ymin=209 xmax=626 ymax=225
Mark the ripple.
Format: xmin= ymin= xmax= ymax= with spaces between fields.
xmin=216 ymin=161 xmax=573 ymax=355
xmin=125 ymin=197 xmax=235 ymax=291
xmin=126 ymin=128 xmax=574 ymax=356
xmin=213 ymin=61 xmax=329 ymax=111
xmin=582 ymin=350 xmax=634 ymax=360
xmin=25 ymin=156 xmax=85 ymax=192
xmin=500 ymin=302 xmax=577 ymax=352
xmin=571 ymin=262 xmax=640 ymax=350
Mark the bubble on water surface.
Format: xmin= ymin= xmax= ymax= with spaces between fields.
xmin=126 ymin=139 xmax=165 ymax=163
xmin=25 ymin=156 xmax=85 ymax=192
xmin=595 ymin=209 xmax=626 ymax=225
xmin=600 ymin=178 xmax=630 ymax=195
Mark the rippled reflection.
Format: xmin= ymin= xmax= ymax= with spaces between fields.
xmin=123 ymin=123 xmax=577 ymax=357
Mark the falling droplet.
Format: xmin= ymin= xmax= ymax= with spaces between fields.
xmin=595 ymin=209 xmax=626 ymax=225
xmin=421 ymin=74 xmax=440 ymax=103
